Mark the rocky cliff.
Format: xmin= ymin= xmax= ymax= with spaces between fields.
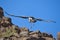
xmin=0 ymin=15 xmax=56 ymax=40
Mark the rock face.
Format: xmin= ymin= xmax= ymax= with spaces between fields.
xmin=57 ymin=32 xmax=60 ymax=40
xmin=0 ymin=7 xmax=55 ymax=40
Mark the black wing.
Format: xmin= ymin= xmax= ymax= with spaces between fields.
xmin=44 ymin=20 xmax=56 ymax=23
xmin=5 ymin=11 xmax=28 ymax=19
xmin=36 ymin=18 xmax=45 ymax=21
xmin=18 ymin=16 xmax=28 ymax=19
xmin=36 ymin=18 xmax=56 ymax=23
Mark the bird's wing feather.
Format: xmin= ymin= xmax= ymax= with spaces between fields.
xmin=18 ymin=16 xmax=28 ymax=19
xmin=44 ymin=20 xmax=56 ymax=23
xmin=36 ymin=18 xmax=44 ymax=21
xmin=36 ymin=18 xmax=56 ymax=23
xmin=36 ymin=18 xmax=49 ymax=22
xmin=5 ymin=11 xmax=28 ymax=19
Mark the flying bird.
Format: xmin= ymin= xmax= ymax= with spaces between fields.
xmin=16 ymin=16 xmax=56 ymax=23
xmin=5 ymin=11 xmax=56 ymax=23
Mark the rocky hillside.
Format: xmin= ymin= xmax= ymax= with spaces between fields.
xmin=0 ymin=15 xmax=56 ymax=40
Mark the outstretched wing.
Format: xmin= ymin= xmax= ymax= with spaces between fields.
xmin=36 ymin=18 xmax=56 ymax=23
xmin=17 ymin=16 xmax=28 ymax=19
xmin=44 ymin=20 xmax=56 ymax=23
xmin=5 ymin=11 xmax=28 ymax=19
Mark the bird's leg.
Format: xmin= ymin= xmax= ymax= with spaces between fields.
xmin=31 ymin=23 xmax=33 ymax=28
xmin=30 ymin=23 xmax=35 ymax=29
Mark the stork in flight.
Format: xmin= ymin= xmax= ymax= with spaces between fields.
xmin=15 ymin=16 xmax=56 ymax=23
xmin=5 ymin=11 xmax=56 ymax=28
xmin=5 ymin=11 xmax=56 ymax=23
